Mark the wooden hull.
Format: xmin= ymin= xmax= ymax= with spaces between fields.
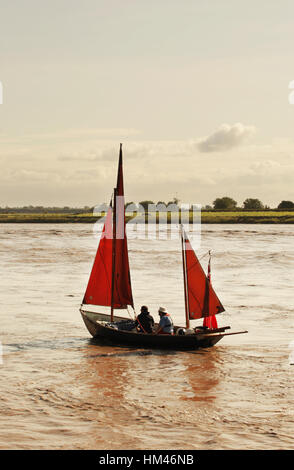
xmin=80 ymin=310 xmax=243 ymax=350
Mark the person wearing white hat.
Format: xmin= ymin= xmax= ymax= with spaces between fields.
xmin=155 ymin=307 xmax=174 ymax=335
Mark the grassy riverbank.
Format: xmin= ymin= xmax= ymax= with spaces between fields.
xmin=200 ymin=210 xmax=294 ymax=224
xmin=1 ymin=210 xmax=294 ymax=223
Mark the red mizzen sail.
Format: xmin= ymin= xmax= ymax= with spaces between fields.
xmin=202 ymin=253 xmax=218 ymax=328
xmin=203 ymin=315 xmax=218 ymax=328
xmin=83 ymin=144 xmax=133 ymax=309
xmin=182 ymin=228 xmax=224 ymax=320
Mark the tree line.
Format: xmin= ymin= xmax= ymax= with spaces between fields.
xmin=0 ymin=198 xmax=293 ymax=213
xmin=209 ymin=197 xmax=294 ymax=210
xmin=0 ymin=206 xmax=93 ymax=214
xmin=137 ymin=198 xmax=294 ymax=210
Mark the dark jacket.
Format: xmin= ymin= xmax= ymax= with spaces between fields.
xmin=135 ymin=311 xmax=154 ymax=333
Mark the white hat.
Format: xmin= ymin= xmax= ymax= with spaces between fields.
xmin=158 ymin=306 xmax=167 ymax=314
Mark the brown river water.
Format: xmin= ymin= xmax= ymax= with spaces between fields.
xmin=0 ymin=223 xmax=293 ymax=450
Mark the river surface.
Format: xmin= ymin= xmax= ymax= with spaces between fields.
xmin=0 ymin=223 xmax=293 ymax=450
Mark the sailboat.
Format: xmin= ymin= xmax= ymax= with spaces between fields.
xmin=80 ymin=144 xmax=247 ymax=349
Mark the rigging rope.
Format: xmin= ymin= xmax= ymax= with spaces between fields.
xmin=127 ymin=305 xmax=135 ymax=320
xmin=199 ymin=250 xmax=211 ymax=262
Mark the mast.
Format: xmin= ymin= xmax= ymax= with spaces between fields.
xmin=181 ymin=225 xmax=190 ymax=329
xmin=110 ymin=187 xmax=117 ymax=322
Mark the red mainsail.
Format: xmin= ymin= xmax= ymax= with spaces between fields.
xmin=83 ymin=206 xmax=113 ymax=306
xmin=182 ymin=229 xmax=224 ymax=320
xmin=111 ymin=144 xmax=134 ymax=309
xmin=83 ymin=144 xmax=133 ymax=309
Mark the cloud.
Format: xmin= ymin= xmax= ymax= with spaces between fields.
xmin=249 ymin=160 xmax=282 ymax=175
xmin=197 ymin=123 xmax=256 ymax=153
xmin=2 ymin=129 xmax=293 ymax=207
xmin=57 ymin=141 xmax=190 ymax=163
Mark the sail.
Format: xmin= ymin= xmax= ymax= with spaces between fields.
xmin=112 ymin=144 xmax=134 ymax=309
xmin=202 ymin=253 xmax=218 ymax=328
xmin=183 ymin=229 xmax=225 ymax=320
xmin=83 ymin=144 xmax=133 ymax=309
xmin=83 ymin=206 xmax=113 ymax=306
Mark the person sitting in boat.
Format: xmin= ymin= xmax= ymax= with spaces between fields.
xmin=155 ymin=307 xmax=174 ymax=335
xmin=135 ymin=305 xmax=155 ymax=333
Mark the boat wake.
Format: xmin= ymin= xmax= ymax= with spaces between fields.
xmin=4 ymin=337 xmax=88 ymax=353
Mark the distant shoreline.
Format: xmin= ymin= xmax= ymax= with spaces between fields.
xmin=0 ymin=211 xmax=294 ymax=224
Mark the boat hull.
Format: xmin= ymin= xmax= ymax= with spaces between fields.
xmin=80 ymin=310 xmax=227 ymax=350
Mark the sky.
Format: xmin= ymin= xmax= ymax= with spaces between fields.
xmin=1 ymin=0 xmax=294 ymax=207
